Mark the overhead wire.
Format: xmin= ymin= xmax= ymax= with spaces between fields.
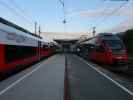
xmin=58 ymin=0 xmax=67 ymax=32
xmin=5 ymin=0 xmax=35 ymax=24
xmin=0 ymin=0 xmax=34 ymax=26
xmin=86 ymin=1 xmax=114 ymax=35
xmin=95 ymin=1 xmax=129 ymax=28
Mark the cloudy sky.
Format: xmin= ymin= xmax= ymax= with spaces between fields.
xmin=0 ymin=0 xmax=133 ymax=39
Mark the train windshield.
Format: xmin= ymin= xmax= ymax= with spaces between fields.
xmin=104 ymin=40 xmax=125 ymax=50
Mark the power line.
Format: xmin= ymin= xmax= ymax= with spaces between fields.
xmin=5 ymin=0 xmax=35 ymax=23
xmin=90 ymin=1 xmax=129 ymax=34
xmin=58 ymin=0 xmax=66 ymax=21
xmin=88 ymin=1 xmax=113 ymax=34
xmin=58 ymin=0 xmax=67 ymax=32
xmin=0 ymin=0 xmax=34 ymax=26
xmin=95 ymin=1 xmax=129 ymax=28
xmin=6 ymin=0 xmax=41 ymax=34
xmin=59 ymin=0 xmax=64 ymax=7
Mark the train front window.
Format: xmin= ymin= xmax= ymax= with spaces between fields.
xmin=104 ymin=40 xmax=124 ymax=50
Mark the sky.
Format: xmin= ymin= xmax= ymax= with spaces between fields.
xmin=0 ymin=0 xmax=133 ymax=39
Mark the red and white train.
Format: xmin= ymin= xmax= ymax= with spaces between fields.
xmin=77 ymin=33 xmax=128 ymax=65
xmin=0 ymin=17 xmax=54 ymax=76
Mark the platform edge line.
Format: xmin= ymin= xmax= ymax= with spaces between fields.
xmin=0 ymin=63 xmax=43 ymax=96
xmin=75 ymin=55 xmax=133 ymax=96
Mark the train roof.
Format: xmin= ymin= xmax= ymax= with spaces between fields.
xmin=77 ymin=33 xmax=120 ymax=45
xmin=98 ymin=33 xmax=113 ymax=36
xmin=0 ymin=17 xmax=42 ymax=39
xmin=98 ymin=33 xmax=120 ymax=40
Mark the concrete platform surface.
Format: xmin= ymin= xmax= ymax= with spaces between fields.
xmin=67 ymin=55 xmax=133 ymax=100
xmin=0 ymin=55 xmax=65 ymax=100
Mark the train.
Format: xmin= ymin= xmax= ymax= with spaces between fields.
xmin=76 ymin=33 xmax=128 ymax=65
xmin=0 ymin=17 xmax=55 ymax=76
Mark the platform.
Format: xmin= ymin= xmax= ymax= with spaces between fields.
xmin=0 ymin=55 xmax=65 ymax=100
xmin=66 ymin=55 xmax=133 ymax=100
xmin=0 ymin=54 xmax=133 ymax=100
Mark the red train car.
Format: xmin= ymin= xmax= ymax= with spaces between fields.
xmin=78 ymin=33 xmax=128 ymax=65
xmin=0 ymin=17 xmax=53 ymax=76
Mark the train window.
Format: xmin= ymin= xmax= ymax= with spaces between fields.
xmin=101 ymin=35 xmax=119 ymax=40
xmin=43 ymin=45 xmax=48 ymax=50
xmin=90 ymin=38 xmax=96 ymax=45
xmin=103 ymin=40 xmax=125 ymax=50
xmin=5 ymin=45 xmax=37 ymax=63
